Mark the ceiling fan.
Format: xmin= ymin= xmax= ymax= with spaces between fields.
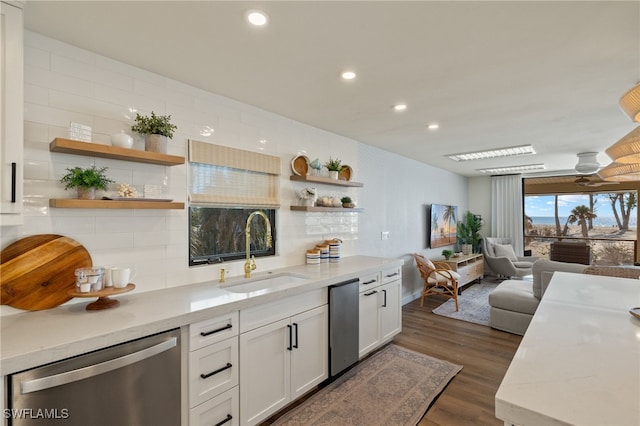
xmin=573 ymin=152 xmax=619 ymax=187
xmin=574 ymin=174 xmax=618 ymax=187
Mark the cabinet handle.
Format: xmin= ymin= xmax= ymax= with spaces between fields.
xmin=213 ymin=414 xmax=233 ymax=426
xmin=364 ymin=290 xmax=378 ymax=296
xmin=200 ymin=323 xmax=232 ymax=337
xmin=362 ymin=279 xmax=377 ymax=285
xmin=382 ymin=289 xmax=387 ymax=307
xmin=293 ymin=323 xmax=299 ymax=349
xmin=287 ymin=324 xmax=293 ymax=350
xmin=200 ymin=362 xmax=232 ymax=379
xmin=385 ymin=272 xmax=399 ymax=278
xmin=10 ymin=162 xmax=16 ymax=203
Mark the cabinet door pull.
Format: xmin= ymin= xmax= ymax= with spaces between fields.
xmin=364 ymin=290 xmax=378 ymax=296
xmin=213 ymin=414 xmax=233 ymax=426
xmin=10 ymin=162 xmax=16 ymax=203
xmin=382 ymin=289 xmax=387 ymax=307
xmin=200 ymin=323 xmax=232 ymax=336
xmin=385 ymin=272 xmax=399 ymax=278
xmin=200 ymin=362 xmax=232 ymax=379
xmin=287 ymin=324 xmax=293 ymax=350
xmin=362 ymin=279 xmax=377 ymax=285
xmin=293 ymin=323 xmax=299 ymax=349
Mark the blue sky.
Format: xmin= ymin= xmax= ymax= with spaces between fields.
xmin=525 ymin=194 xmax=636 ymax=218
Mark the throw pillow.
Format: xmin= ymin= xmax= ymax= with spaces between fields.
xmin=493 ymin=243 xmax=518 ymax=261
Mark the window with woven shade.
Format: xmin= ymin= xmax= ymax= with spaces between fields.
xmin=188 ymin=140 xmax=280 ymax=265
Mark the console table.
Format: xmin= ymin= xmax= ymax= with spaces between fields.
xmin=440 ymin=253 xmax=483 ymax=294
xmin=495 ymin=271 xmax=640 ymax=425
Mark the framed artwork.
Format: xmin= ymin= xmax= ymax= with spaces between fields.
xmin=428 ymin=204 xmax=458 ymax=248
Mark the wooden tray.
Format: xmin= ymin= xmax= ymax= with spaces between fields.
xmin=291 ymin=155 xmax=309 ymax=176
xmin=339 ymin=165 xmax=352 ymax=181
xmin=1 ymin=234 xmax=92 ymax=310
xmin=69 ymin=284 xmax=135 ymax=311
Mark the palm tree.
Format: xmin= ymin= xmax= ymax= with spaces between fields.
xmin=442 ymin=206 xmax=457 ymax=241
xmin=568 ymin=205 xmax=597 ymax=237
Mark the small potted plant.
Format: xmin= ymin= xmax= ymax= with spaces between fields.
xmin=324 ymin=157 xmax=342 ymax=179
xmin=441 ymin=249 xmax=454 ymax=260
xmin=341 ymin=196 xmax=355 ymax=208
xmin=60 ymin=166 xmax=114 ymax=200
xmin=298 ymin=187 xmax=317 ymax=207
xmin=130 ymin=111 xmax=178 ymax=154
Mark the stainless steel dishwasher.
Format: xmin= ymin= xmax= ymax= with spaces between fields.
xmin=328 ymin=279 xmax=359 ymax=378
xmin=8 ymin=328 xmax=181 ymax=426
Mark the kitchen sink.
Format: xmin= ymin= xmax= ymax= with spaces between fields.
xmin=221 ymin=272 xmax=310 ymax=293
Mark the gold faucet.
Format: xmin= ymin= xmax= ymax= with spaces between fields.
xmin=219 ymin=268 xmax=226 ymax=283
xmin=244 ymin=211 xmax=272 ymax=278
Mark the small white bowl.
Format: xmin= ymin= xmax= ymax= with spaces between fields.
xmin=110 ymin=131 xmax=133 ymax=149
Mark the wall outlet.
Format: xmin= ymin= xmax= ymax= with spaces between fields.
xmin=381 ymin=231 xmax=390 ymax=240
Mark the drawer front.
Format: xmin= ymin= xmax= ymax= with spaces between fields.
xmin=359 ymin=272 xmax=381 ymax=292
xmin=189 ymin=337 xmax=239 ymax=408
xmin=189 ymin=386 xmax=239 ymax=426
xmin=381 ymin=267 xmax=401 ymax=284
xmin=190 ymin=311 xmax=239 ymax=351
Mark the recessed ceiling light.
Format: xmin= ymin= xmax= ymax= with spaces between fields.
xmin=247 ymin=10 xmax=268 ymax=26
xmin=341 ymin=71 xmax=356 ymax=80
xmin=427 ymin=123 xmax=439 ymax=130
xmin=393 ymin=104 xmax=407 ymax=112
xmin=447 ymin=144 xmax=536 ymax=162
xmin=477 ymin=164 xmax=546 ymax=174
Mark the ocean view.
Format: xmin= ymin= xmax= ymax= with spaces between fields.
xmin=530 ymin=216 xmax=637 ymax=228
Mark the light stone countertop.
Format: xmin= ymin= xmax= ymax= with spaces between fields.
xmin=0 ymin=255 xmax=403 ymax=376
xmin=495 ymin=271 xmax=640 ymax=426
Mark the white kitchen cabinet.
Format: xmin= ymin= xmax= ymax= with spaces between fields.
xmin=239 ymin=303 xmax=328 ymax=425
xmin=189 ymin=311 xmax=239 ymax=426
xmin=359 ymin=267 xmax=402 ymax=358
xmin=0 ymin=1 xmax=23 ymax=226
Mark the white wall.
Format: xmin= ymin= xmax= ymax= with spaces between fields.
xmin=1 ymin=31 xmax=470 ymax=314
xmin=468 ymin=176 xmax=492 ymax=239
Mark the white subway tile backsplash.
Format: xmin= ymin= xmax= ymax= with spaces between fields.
xmin=24 ymin=45 xmax=50 ymax=70
xmin=51 ymin=54 xmax=133 ymax=92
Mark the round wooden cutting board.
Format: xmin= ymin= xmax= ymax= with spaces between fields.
xmin=0 ymin=234 xmax=92 ymax=311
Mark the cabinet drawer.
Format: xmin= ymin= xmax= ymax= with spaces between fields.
xmin=190 ymin=386 xmax=239 ymax=426
xmin=381 ymin=267 xmax=401 ymax=284
xmin=240 ymin=288 xmax=326 ymax=333
xmin=189 ymin=337 xmax=239 ymax=408
xmin=359 ymin=272 xmax=380 ymax=292
xmin=190 ymin=311 xmax=239 ymax=351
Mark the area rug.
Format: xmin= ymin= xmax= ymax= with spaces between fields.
xmin=431 ymin=282 xmax=498 ymax=326
xmin=272 ymin=344 xmax=462 ymax=426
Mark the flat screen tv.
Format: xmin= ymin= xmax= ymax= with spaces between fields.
xmin=428 ymin=204 xmax=458 ymax=248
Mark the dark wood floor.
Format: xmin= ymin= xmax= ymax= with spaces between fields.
xmin=396 ymin=294 xmax=522 ymax=426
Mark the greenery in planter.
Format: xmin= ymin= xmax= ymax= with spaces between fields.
xmin=131 ymin=111 xmax=178 ymax=138
xmin=324 ymin=157 xmax=343 ymax=172
xmin=457 ymin=211 xmax=483 ymax=253
xmin=340 ymin=196 xmax=352 ymax=204
xmin=441 ymin=249 xmax=454 ymax=259
xmin=60 ymin=166 xmax=114 ymax=191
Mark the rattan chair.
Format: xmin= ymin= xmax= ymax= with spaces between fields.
xmin=413 ymin=253 xmax=460 ymax=311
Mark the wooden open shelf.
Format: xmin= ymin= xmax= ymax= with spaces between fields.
xmin=50 ymin=138 xmax=185 ymax=166
xmin=290 ymin=206 xmax=363 ymax=213
xmin=49 ymin=199 xmax=185 ymax=209
xmin=290 ymin=175 xmax=363 ymax=187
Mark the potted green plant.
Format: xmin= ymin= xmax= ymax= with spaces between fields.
xmin=324 ymin=157 xmax=342 ymax=179
xmin=60 ymin=166 xmax=114 ymax=200
xmin=341 ymin=196 xmax=355 ymax=208
xmin=130 ymin=111 xmax=178 ymax=154
xmin=457 ymin=211 xmax=483 ymax=254
xmin=441 ymin=249 xmax=454 ymax=260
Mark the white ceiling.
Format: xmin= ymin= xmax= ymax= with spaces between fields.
xmin=23 ymin=1 xmax=640 ymax=177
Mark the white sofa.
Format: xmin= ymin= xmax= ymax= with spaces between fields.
xmin=488 ymin=259 xmax=587 ymax=335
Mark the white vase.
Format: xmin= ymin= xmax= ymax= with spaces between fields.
xmin=328 ymin=170 xmax=339 ymax=179
xmin=145 ymin=134 xmax=168 ymax=154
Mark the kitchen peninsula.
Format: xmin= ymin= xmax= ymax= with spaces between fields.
xmin=495 ymin=272 xmax=640 ymax=425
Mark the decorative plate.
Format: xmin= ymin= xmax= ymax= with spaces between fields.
xmin=339 ymin=165 xmax=352 ymax=181
xmin=291 ymin=155 xmax=310 ymax=176
xmin=630 ymin=307 xmax=640 ymax=319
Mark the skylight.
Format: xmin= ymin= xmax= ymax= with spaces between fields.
xmin=447 ymin=145 xmax=536 ymax=162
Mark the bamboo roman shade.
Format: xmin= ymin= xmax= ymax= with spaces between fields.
xmin=188 ymin=140 xmax=281 ymax=207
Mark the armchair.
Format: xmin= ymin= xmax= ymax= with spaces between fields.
xmin=482 ymin=237 xmax=537 ymax=278
xmin=413 ymin=253 xmax=460 ymax=311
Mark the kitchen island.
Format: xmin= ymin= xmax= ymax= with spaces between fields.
xmin=495 ymin=271 xmax=640 ymax=425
